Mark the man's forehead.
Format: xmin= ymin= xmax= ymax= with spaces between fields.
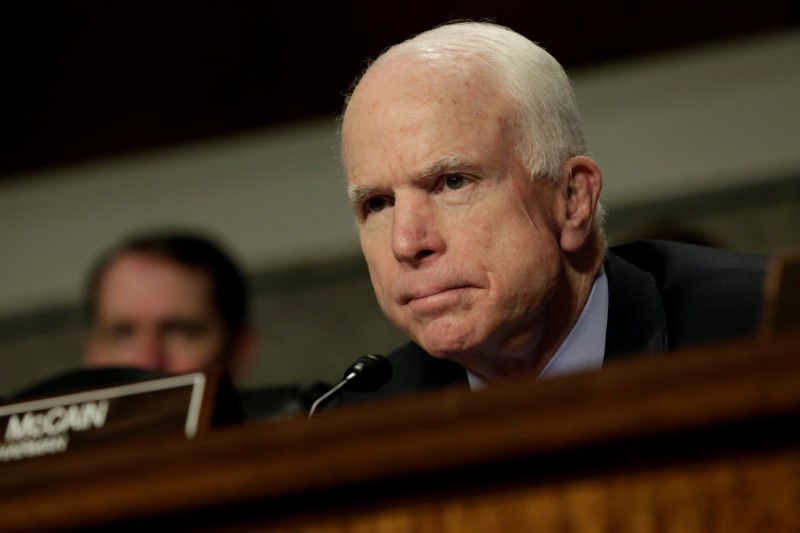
xmin=351 ymin=54 xmax=488 ymax=106
xmin=342 ymin=52 xmax=523 ymax=186
xmin=99 ymin=254 xmax=214 ymax=305
xmin=348 ymin=151 xmax=475 ymax=182
xmin=104 ymin=252 xmax=202 ymax=281
xmin=346 ymin=61 xmax=498 ymax=135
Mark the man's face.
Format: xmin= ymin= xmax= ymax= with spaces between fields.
xmin=342 ymin=58 xmax=572 ymax=368
xmin=85 ymin=252 xmax=228 ymax=374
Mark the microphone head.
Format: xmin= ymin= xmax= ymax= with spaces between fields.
xmin=344 ymin=354 xmax=392 ymax=392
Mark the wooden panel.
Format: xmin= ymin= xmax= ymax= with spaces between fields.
xmin=0 ymin=333 xmax=799 ymax=531
xmin=256 ymin=449 xmax=800 ymax=533
xmin=761 ymin=253 xmax=800 ymax=336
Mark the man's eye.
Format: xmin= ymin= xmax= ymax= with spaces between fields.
xmin=444 ymin=175 xmax=465 ymax=190
xmin=106 ymin=325 xmax=133 ymax=342
xmin=366 ymin=196 xmax=390 ymax=214
xmin=165 ymin=322 xmax=205 ymax=339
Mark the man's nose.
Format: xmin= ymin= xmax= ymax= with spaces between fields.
xmin=391 ymin=197 xmax=444 ymax=264
xmin=132 ymin=332 xmax=166 ymax=371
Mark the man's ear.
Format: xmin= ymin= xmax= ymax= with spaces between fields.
xmin=227 ymin=326 xmax=258 ymax=380
xmin=559 ymin=156 xmax=602 ymax=253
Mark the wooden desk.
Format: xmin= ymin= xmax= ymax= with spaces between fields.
xmin=1 ymin=334 xmax=800 ymax=532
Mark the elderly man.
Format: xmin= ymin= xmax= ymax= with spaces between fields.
xmin=83 ymin=230 xmax=255 ymax=378
xmin=338 ymin=21 xmax=767 ymax=400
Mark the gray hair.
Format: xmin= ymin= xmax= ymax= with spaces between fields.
xmin=344 ymin=21 xmax=587 ymax=183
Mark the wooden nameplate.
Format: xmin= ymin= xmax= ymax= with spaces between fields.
xmin=0 ymin=371 xmax=221 ymax=464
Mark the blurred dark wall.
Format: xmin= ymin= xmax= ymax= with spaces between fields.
xmin=3 ymin=1 xmax=795 ymax=177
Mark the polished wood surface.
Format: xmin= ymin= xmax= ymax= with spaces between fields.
xmin=761 ymin=253 xmax=800 ymax=336
xmin=1 ymin=333 xmax=800 ymax=532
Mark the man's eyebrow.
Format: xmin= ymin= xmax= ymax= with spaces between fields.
xmin=347 ymin=184 xmax=375 ymax=211
xmin=420 ymin=154 xmax=473 ymax=179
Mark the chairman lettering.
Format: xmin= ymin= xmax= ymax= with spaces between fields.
xmin=4 ymin=400 xmax=109 ymax=441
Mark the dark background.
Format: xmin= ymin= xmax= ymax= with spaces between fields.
xmin=3 ymin=1 xmax=797 ymax=180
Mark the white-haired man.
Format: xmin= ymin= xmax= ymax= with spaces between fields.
xmin=338 ymin=21 xmax=768 ymax=401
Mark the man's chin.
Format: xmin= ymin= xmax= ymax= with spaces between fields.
xmin=398 ymin=315 xmax=485 ymax=358
xmin=415 ymin=332 xmax=481 ymax=361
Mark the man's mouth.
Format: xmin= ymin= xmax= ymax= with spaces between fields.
xmin=404 ymin=286 xmax=471 ymax=315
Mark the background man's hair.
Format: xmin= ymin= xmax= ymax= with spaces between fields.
xmin=85 ymin=230 xmax=250 ymax=332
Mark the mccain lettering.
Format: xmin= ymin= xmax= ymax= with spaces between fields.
xmin=1 ymin=401 xmax=109 ymax=461
xmin=0 ymin=373 xmax=205 ymax=464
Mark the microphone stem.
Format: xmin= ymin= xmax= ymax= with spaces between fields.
xmin=308 ymin=372 xmax=355 ymax=418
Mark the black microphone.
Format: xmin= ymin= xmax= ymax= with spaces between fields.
xmin=308 ymin=354 xmax=392 ymax=418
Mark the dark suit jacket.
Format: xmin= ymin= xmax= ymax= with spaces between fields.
xmin=338 ymin=240 xmax=769 ymax=406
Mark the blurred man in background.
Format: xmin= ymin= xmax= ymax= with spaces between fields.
xmin=83 ymin=230 xmax=255 ymax=379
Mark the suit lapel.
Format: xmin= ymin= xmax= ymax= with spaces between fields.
xmin=603 ymin=251 xmax=669 ymax=362
xmin=391 ymin=342 xmax=468 ymax=391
